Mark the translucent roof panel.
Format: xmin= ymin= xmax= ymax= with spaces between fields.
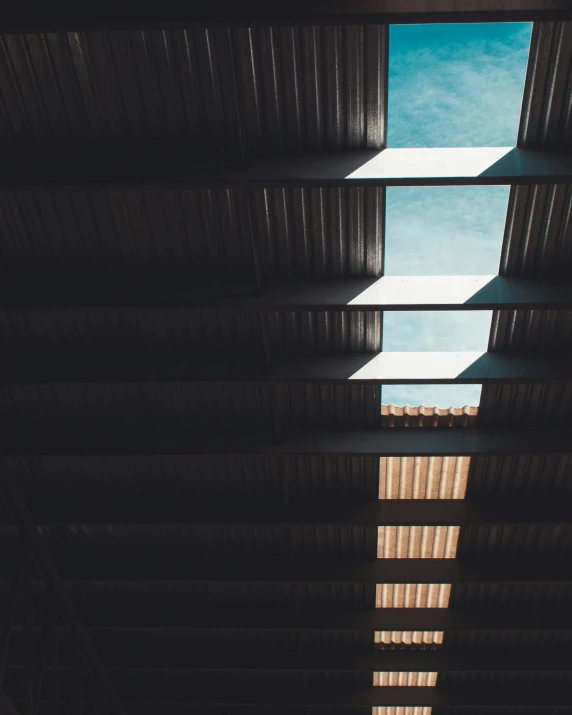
xmin=388 ymin=23 xmax=533 ymax=147
xmin=374 ymin=672 xmax=438 ymax=687
xmin=376 ymin=583 xmax=451 ymax=608
xmin=385 ymin=186 xmax=509 ymax=275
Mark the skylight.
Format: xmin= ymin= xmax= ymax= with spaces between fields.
xmin=381 ymin=311 xmax=491 ymax=407
xmin=388 ymin=23 xmax=533 ymax=147
xmin=385 ymin=186 xmax=509 ymax=276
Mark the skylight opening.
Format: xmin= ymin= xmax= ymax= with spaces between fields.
xmin=379 ymin=456 xmax=469 ymax=500
xmin=373 ymin=672 xmax=438 ymax=687
xmin=372 ymin=710 xmax=432 ymax=715
xmin=377 ymin=526 xmax=459 ymax=559
xmin=375 ymin=631 xmax=444 ymax=647
xmin=388 ymin=23 xmax=533 ymax=147
xmin=381 ymin=310 xmax=491 ymax=407
xmin=376 ymin=583 xmax=451 ymax=608
xmin=385 ymin=186 xmax=510 ymax=276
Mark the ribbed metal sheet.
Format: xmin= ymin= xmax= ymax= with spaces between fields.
xmin=468 ymin=454 xmax=572 ymax=498
xmin=519 ymin=21 xmax=572 ymax=147
xmin=16 ymin=455 xmax=380 ymax=503
xmin=233 ymin=25 xmax=387 ymax=154
xmin=378 ymin=457 xmax=469 ymax=500
xmin=38 ymin=523 xmax=377 ymax=561
xmin=0 ymin=29 xmax=240 ymax=153
xmin=374 ymin=631 xmax=443 ymax=648
xmin=252 ymin=187 xmax=383 ymax=279
xmin=458 ymin=524 xmax=572 ymax=559
xmin=0 ymin=25 xmax=387 ymax=155
xmin=500 ymin=185 xmax=572 ymax=279
xmin=441 ymin=671 xmax=572 ymax=687
xmin=489 ymin=309 xmax=572 ymax=351
xmin=268 ymin=310 xmax=382 ymax=354
xmin=375 ymin=584 xmax=451 ymax=609
xmin=479 ymin=382 xmax=572 ymax=426
xmin=0 ymin=307 xmax=264 ymax=357
xmin=451 ymin=582 xmax=572 ymax=608
xmin=377 ymin=526 xmax=459 ymax=559
xmin=373 ymin=672 xmax=437 ymax=687
xmin=381 ymin=405 xmax=478 ymax=428
xmin=448 ymin=630 xmax=572 ymax=649
xmin=73 ymin=580 xmax=376 ymax=610
xmin=0 ymin=188 xmax=255 ymax=279
xmin=372 ymin=709 xmax=431 ymax=715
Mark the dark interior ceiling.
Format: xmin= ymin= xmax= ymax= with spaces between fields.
xmin=0 ymin=3 xmax=571 ymax=715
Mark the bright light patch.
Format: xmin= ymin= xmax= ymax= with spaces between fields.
xmin=375 ymin=631 xmax=444 ymax=647
xmin=379 ymin=456 xmax=469 ymax=500
xmin=388 ymin=23 xmax=533 ymax=147
xmin=377 ymin=526 xmax=459 ymax=559
xmin=373 ymin=672 xmax=438 ymax=687
xmin=372 ymin=709 xmax=432 ymax=715
xmin=376 ymin=583 xmax=451 ymax=609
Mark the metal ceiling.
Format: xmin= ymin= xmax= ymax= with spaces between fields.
xmin=0 ymin=4 xmax=571 ymax=715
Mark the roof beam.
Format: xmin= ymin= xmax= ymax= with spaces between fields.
xmin=77 ymin=607 xmax=572 ymax=631
xmin=3 ymin=275 xmax=572 ymax=311
xmin=92 ymin=685 xmax=572 ymax=708
xmin=28 ymin=498 xmax=572 ymax=525
xmin=2 ymin=147 xmax=571 ymax=189
xmin=39 ymin=649 xmax=572 ymax=671
xmin=15 ymin=556 xmax=572 ymax=583
xmin=4 ymin=425 xmax=572 ymax=456
xmin=6 ymin=351 xmax=572 ymax=384
xmin=1 ymin=0 xmax=570 ymax=31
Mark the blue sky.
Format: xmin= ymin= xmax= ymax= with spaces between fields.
xmin=381 ymin=22 xmax=533 ymax=408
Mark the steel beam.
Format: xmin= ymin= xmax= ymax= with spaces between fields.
xmin=5 ymin=350 xmax=572 ymax=384
xmin=1 ymin=147 xmax=571 ymax=190
xmin=77 ymin=607 xmax=572 ymax=631
xmin=36 ymin=649 xmax=572 ymax=672
xmin=3 ymin=425 xmax=572 ymax=456
xmin=26 ymin=498 xmax=572 ymax=525
xmin=91 ymin=684 xmax=572 ymax=708
xmin=14 ymin=555 xmax=572 ymax=583
xmin=2 ymin=275 xmax=572 ymax=311
xmin=0 ymin=1 xmax=570 ymax=32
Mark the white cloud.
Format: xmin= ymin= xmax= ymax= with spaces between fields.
xmin=388 ymin=23 xmax=533 ymax=147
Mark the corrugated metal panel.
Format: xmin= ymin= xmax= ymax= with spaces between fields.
xmin=374 ymin=631 xmax=443 ymax=647
xmin=0 ymin=383 xmax=381 ymax=428
xmin=441 ymin=671 xmax=572 ymax=687
xmin=381 ymin=405 xmax=478 ymax=428
xmin=451 ymin=582 xmax=572 ymax=608
xmin=268 ymin=310 xmax=381 ymax=354
xmin=373 ymin=672 xmax=437 ymax=687
xmin=16 ymin=455 xmax=380 ymax=502
xmin=448 ymin=630 xmax=572 ymax=649
xmin=72 ymin=580 xmax=376 ymax=610
xmin=372 ymin=709 xmax=431 ymax=715
xmin=500 ymin=185 xmax=572 ymax=279
xmin=234 ymin=25 xmax=387 ymax=154
xmin=252 ymin=187 xmax=383 ymax=279
xmin=375 ymin=584 xmax=451 ymax=609
xmin=0 ymin=25 xmax=387 ymax=155
xmin=519 ymin=21 xmax=572 ymax=147
xmin=0 ymin=188 xmax=255 ymax=279
xmin=378 ymin=456 xmax=469 ymax=500
xmin=38 ymin=523 xmax=376 ymax=561
xmin=478 ymin=382 xmax=572 ymax=426
xmin=0 ymin=307 xmax=264 ymax=357
xmin=0 ymin=29 xmax=240 ymax=153
xmin=489 ymin=309 xmax=572 ymax=351
xmin=468 ymin=454 xmax=572 ymax=498
xmin=458 ymin=524 xmax=572 ymax=559
xmin=377 ymin=527 xmax=459 ymax=559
